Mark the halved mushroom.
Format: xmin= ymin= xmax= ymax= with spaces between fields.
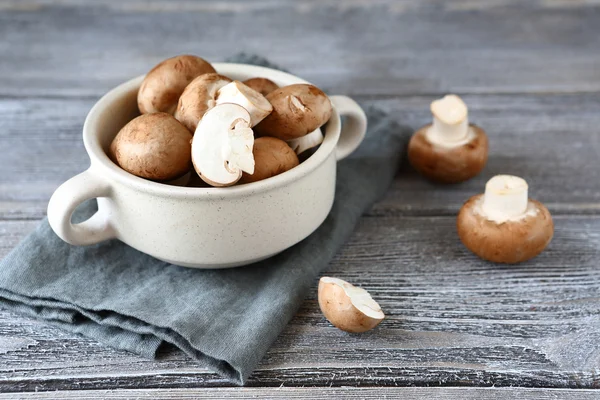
xmin=318 ymin=277 xmax=385 ymax=333
xmin=408 ymin=94 xmax=488 ymax=183
xmin=286 ymin=128 xmax=324 ymax=155
xmin=239 ymin=137 xmax=299 ymax=184
xmin=254 ymin=84 xmax=333 ymax=140
xmin=174 ymin=73 xmax=232 ymax=133
xmin=215 ymin=81 xmax=273 ymax=126
xmin=137 ymin=55 xmax=216 ymax=115
xmin=191 ymin=103 xmax=255 ymax=187
xmin=457 ymin=175 xmax=554 ymax=264
xmin=242 ymin=77 xmax=279 ymax=97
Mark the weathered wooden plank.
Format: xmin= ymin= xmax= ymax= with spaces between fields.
xmin=1 ymin=387 xmax=600 ymax=400
xmin=1 ymin=0 xmax=599 ymax=97
xmin=369 ymin=93 xmax=600 ymax=216
xmin=1 ymin=93 xmax=598 ymax=220
xmin=1 ymin=215 xmax=599 ymax=390
xmin=1 ymin=0 xmax=600 ymax=393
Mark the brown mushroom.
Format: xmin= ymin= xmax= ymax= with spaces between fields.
xmin=457 ymin=175 xmax=554 ymax=264
xmin=408 ymin=94 xmax=488 ymax=183
xmin=239 ymin=137 xmax=299 ymax=184
xmin=110 ymin=113 xmax=192 ymax=181
xmin=318 ymin=277 xmax=385 ymax=333
xmin=137 ymin=55 xmax=216 ymax=115
xmin=242 ymin=77 xmax=279 ymax=97
xmin=174 ymin=73 xmax=232 ymax=133
xmin=254 ymin=84 xmax=332 ymax=141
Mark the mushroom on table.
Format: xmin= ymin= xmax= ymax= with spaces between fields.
xmin=318 ymin=277 xmax=385 ymax=333
xmin=408 ymin=94 xmax=488 ymax=183
xmin=457 ymin=175 xmax=554 ymax=264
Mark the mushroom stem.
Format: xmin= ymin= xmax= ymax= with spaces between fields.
xmin=287 ymin=128 xmax=324 ymax=155
xmin=226 ymin=120 xmax=255 ymax=174
xmin=216 ymin=81 xmax=273 ymax=127
xmin=426 ymin=94 xmax=470 ymax=147
xmin=481 ymin=175 xmax=529 ymax=223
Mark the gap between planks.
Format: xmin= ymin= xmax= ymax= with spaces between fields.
xmin=1 ymin=387 xmax=600 ymax=399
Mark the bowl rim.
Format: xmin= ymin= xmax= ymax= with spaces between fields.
xmin=82 ymin=62 xmax=341 ymax=199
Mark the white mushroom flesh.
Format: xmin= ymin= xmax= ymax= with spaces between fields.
xmin=477 ymin=174 xmax=539 ymax=223
xmin=287 ymin=128 xmax=324 ymax=155
xmin=216 ymin=81 xmax=273 ymax=126
xmin=192 ymin=104 xmax=255 ymax=186
xmin=320 ymin=277 xmax=384 ymax=320
xmin=206 ymin=80 xmax=230 ymax=110
xmin=426 ymin=94 xmax=475 ymax=148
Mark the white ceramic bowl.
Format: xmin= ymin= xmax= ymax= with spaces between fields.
xmin=47 ymin=63 xmax=367 ymax=268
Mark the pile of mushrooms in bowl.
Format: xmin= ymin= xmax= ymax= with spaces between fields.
xmin=111 ymin=55 xmax=333 ymax=187
xmin=47 ymin=55 xmax=367 ymax=269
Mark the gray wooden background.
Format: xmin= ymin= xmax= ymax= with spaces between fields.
xmin=1 ymin=0 xmax=600 ymax=398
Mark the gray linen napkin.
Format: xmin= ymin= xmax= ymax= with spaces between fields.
xmin=0 ymin=54 xmax=410 ymax=385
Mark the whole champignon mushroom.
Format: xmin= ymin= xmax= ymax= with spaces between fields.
xmin=286 ymin=128 xmax=324 ymax=155
xmin=174 ymin=73 xmax=232 ymax=133
xmin=242 ymin=77 xmax=279 ymax=97
xmin=191 ymin=103 xmax=255 ymax=187
xmin=137 ymin=55 xmax=216 ymax=115
xmin=318 ymin=277 xmax=385 ymax=333
xmin=239 ymin=137 xmax=299 ymax=184
xmin=457 ymin=175 xmax=554 ymax=264
xmin=408 ymin=94 xmax=488 ymax=183
xmin=254 ymin=84 xmax=333 ymax=141
xmin=215 ymin=81 xmax=273 ymax=126
xmin=110 ymin=113 xmax=192 ymax=181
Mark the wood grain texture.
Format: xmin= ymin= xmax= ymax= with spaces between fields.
xmin=1 ymin=93 xmax=598 ymax=220
xmin=1 ymin=216 xmax=599 ymax=390
xmin=1 ymin=0 xmax=600 ymax=393
xmin=1 ymin=387 xmax=600 ymax=400
xmin=0 ymin=0 xmax=600 ymax=97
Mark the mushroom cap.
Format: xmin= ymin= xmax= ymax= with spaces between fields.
xmin=137 ymin=55 xmax=216 ymax=115
xmin=318 ymin=277 xmax=385 ymax=333
xmin=408 ymin=123 xmax=488 ymax=183
xmin=254 ymin=84 xmax=333 ymax=140
xmin=242 ymin=77 xmax=279 ymax=97
xmin=174 ymin=73 xmax=232 ymax=133
xmin=457 ymin=194 xmax=554 ymax=264
xmin=110 ymin=112 xmax=192 ymax=181
xmin=239 ymin=137 xmax=299 ymax=184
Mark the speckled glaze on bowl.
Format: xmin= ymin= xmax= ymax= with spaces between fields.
xmin=47 ymin=63 xmax=367 ymax=268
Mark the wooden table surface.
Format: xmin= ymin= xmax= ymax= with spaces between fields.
xmin=1 ymin=0 xmax=600 ymax=398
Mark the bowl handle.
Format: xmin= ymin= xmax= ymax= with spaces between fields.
xmin=47 ymin=168 xmax=116 ymax=245
xmin=330 ymin=95 xmax=367 ymax=161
